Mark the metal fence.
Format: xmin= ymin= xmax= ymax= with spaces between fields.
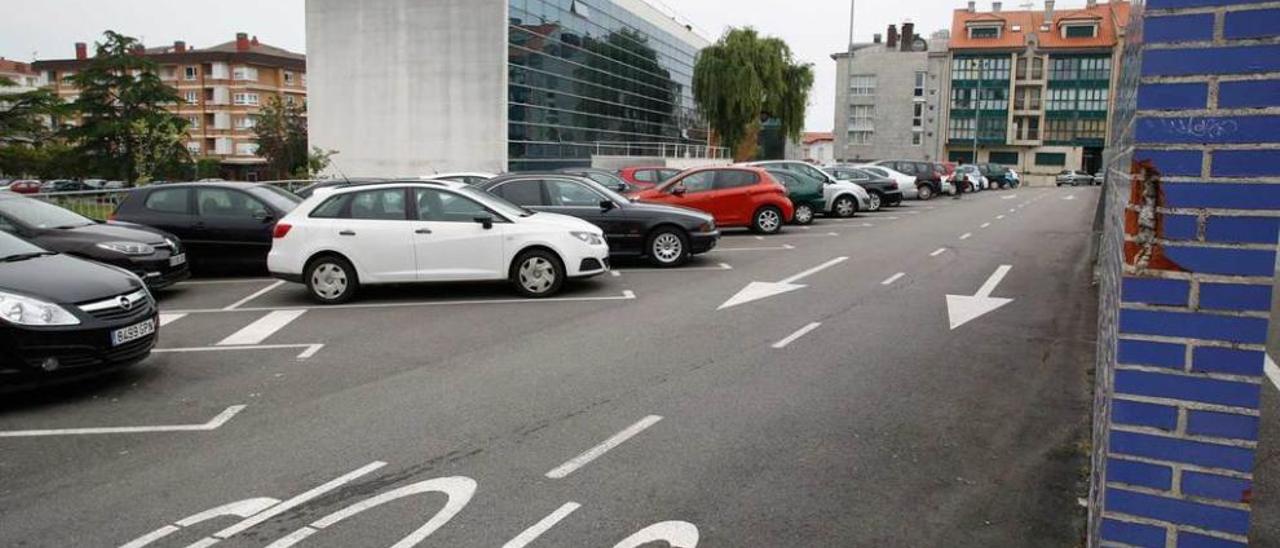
xmin=591 ymin=141 xmax=731 ymax=160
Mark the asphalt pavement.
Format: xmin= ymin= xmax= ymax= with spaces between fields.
xmin=0 ymin=186 xmax=1106 ymax=547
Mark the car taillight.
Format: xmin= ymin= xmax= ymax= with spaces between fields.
xmin=107 ymin=211 xmax=117 ymax=221
xmin=888 ymin=182 xmax=898 ymax=190
xmin=272 ymin=223 xmax=293 ymax=239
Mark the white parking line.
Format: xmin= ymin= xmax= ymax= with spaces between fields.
xmin=168 ymin=291 xmax=638 ymax=315
xmin=1266 ymin=355 xmax=1280 ymax=392
xmin=772 ymin=322 xmax=822 ymax=349
xmin=960 ymin=233 xmax=972 ymax=240
xmin=996 ymin=215 xmax=1006 ymax=220
xmin=881 ymin=272 xmax=905 ymax=286
xmin=175 ymin=278 xmax=274 ymax=286
xmin=159 ymin=313 xmax=186 ymax=327
xmin=930 ymin=248 xmax=947 ymax=257
xmin=620 ymin=263 xmax=732 ymax=273
xmin=154 ymin=343 xmax=325 ymax=360
xmin=1002 ymin=195 xmax=1019 ymax=200
xmin=223 ymin=280 xmax=285 ymax=310
xmin=0 ymin=405 xmax=246 ymax=438
xmin=981 ymin=222 xmax=992 ymax=228
xmin=609 ymin=271 xmax=622 ymax=277
xmin=1009 ymin=208 xmax=1016 ymax=213
xmin=502 ymin=502 xmax=582 ymax=548
xmin=715 ymin=244 xmax=795 ymax=252
xmin=546 ymin=415 xmax=663 ymax=479
xmin=218 ymin=310 xmax=307 ymax=346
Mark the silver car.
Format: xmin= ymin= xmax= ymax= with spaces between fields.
xmin=1055 ymin=170 xmax=1095 ymax=186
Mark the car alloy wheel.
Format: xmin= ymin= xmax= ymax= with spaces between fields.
xmin=754 ymin=206 xmax=783 ymax=234
xmin=868 ymin=193 xmax=882 ymax=212
xmin=650 ymin=229 xmax=688 ymax=266
xmin=793 ymin=204 xmax=814 ymax=225
xmin=518 ymin=256 xmax=557 ymax=295
xmin=917 ymin=185 xmax=934 ymax=200
xmin=834 ymin=196 xmax=857 ymax=218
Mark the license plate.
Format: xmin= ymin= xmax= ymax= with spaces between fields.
xmin=112 ymin=319 xmax=156 ymax=346
xmin=170 ymin=253 xmax=187 ymax=267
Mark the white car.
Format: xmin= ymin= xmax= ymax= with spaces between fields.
xmin=741 ymin=160 xmax=872 ymax=217
xmin=856 ymin=165 xmax=918 ymax=199
xmin=424 ymin=172 xmax=498 ymax=185
xmin=267 ymin=181 xmax=610 ymax=303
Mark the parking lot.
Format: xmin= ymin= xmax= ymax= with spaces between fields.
xmin=0 ymin=186 xmax=1124 ymax=546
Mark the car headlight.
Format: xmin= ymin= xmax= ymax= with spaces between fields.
xmin=699 ymin=222 xmax=715 ymax=232
xmin=0 ymin=291 xmax=79 ymax=326
xmin=571 ymin=231 xmax=605 ymax=246
xmin=96 ymin=241 xmax=156 ymax=256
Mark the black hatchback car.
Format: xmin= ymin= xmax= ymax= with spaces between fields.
xmin=112 ymin=182 xmax=302 ymax=272
xmin=825 ymin=166 xmax=903 ymax=210
xmin=0 ymin=193 xmax=189 ymax=289
xmin=476 ymin=173 xmax=720 ymax=267
xmin=0 ymin=232 xmax=158 ymax=384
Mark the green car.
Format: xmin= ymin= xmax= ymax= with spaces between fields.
xmin=766 ymin=168 xmax=826 ymax=225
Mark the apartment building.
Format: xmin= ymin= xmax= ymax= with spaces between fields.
xmin=831 ymin=24 xmax=951 ymax=164
xmin=0 ymin=58 xmax=42 ymax=92
xmin=33 ymin=33 xmax=306 ymax=181
xmin=940 ymin=0 xmax=1129 ymax=184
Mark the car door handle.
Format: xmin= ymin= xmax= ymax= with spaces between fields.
xmin=415 ymin=228 xmax=432 ymax=234
xmin=339 ymin=230 xmax=356 ymax=236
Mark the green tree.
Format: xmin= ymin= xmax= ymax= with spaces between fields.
xmin=0 ymin=76 xmax=61 ymax=142
xmin=63 ymin=31 xmax=189 ymax=184
xmin=131 ymin=113 xmax=190 ymax=183
xmin=692 ymin=28 xmax=814 ymax=161
xmin=254 ymin=95 xmax=308 ymax=179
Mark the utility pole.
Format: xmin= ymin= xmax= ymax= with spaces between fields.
xmin=971 ymin=59 xmax=985 ymax=166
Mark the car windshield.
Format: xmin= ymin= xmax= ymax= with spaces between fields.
xmin=251 ymin=185 xmax=304 ymax=211
xmin=0 ymin=230 xmax=49 ymax=260
xmin=0 ymin=198 xmax=95 ymax=229
xmin=454 ymin=184 xmax=533 ymax=218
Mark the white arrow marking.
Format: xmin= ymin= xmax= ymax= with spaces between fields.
xmin=946 ymin=265 xmax=1014 ymax=330
xmin=614 ymin=522 xmax=700 ymax=548
xmin=0 ymin=405 xmax=246 ymax=438
xmin=717 ymin=257 xmax=849 ymax=310
xmin=1266 ymin=355 xmax=1280 ymax=392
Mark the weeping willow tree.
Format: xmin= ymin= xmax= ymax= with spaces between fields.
xmin=692 ymin=28 xmax=814 ymax=161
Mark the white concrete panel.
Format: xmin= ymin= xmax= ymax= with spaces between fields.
xmin=307 ymin=0 xmax=509 ymax=177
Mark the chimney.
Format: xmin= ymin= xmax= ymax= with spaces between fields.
xmin=967 ymin=1 xmax=976 ymax=12
xmin=873 ymin=33 xmax=883 ymax=44
xmin=993 ymin=1 xmax=1002 ymax=12
xmin=900 ymin=22 xmax=915 ymax=52
xmin=887 ymin=24 xmax=899 ymax=49
xmin=251 ymin=36 xmax=260 ymax=46
xmin=1045 ymin=0 xmax=1055 ymax=19
xmin=235 ymin=32 xmax=250 ymax=52
xmin=174 ymin=40 xmax=186 ymax=53
xmin=75 ymin=42 xmax=87 ymax=60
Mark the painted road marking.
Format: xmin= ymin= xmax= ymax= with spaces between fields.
xmin=609 ymin=271 xmax=621 ymax=277
xmin=0 ymin=405 xmax=246 ymax=438
xmin=620 ymin=263 xmax=732 ymax=273
xmin=218 ymin=310 xmax=307 ymax=346
xmin=1002 ymin=195 xmax=1019 ymax=200
xmin=1009 ymin=208 xmax=1016 ymax=213
xmin=772 ymin=322 xmax=822 ymax=349
xmin=960 ymin=233 xmax=972 ymax=240
xmin=264 ymin=477 xmax=476 ymax=548
xmin=159 ymin=313 xmax=186 ymax=327
xmin=715 ymin=244 xmax=796 ymax=252
xmin=154 ymin=343 xmax=324 ymax=360
xmin=981 ymin=223 xmax=991 ymax=228
xmin=718 ymin=256 xmax=850 ymax=310
xmin=503 ymin=502 xmax=582 ymax=548
xmin=996 ymin=215 xmax=1006 ymax=220
xmin=798 ymin=226 xmax=811 ymax=231
xmin=930 ymin=248 xmax=947 ymax=257
xmin=614 ymin=522 xmax=699 ymax=548
xmin=546 ymin=415 xmax=663 ymax=479
xmin=1266 ymin=355 xmax=1280 ymax=392
xmin=947 ymin=265 xmax=1014 ymax=330
xmin=223 ymin=280 xmax=285 ymax=310
xmin=881 ymin=272 xmax=905 ymax=286
xmin=1064 ymin=195 xmax=1077 ymax=200
xmin=175 ymin=278 xmax=274 ymax=286
xmin=167 ymin=291 xmax=638 ymax=315
xmin=206 ymin=462 xmax=388 ymax=542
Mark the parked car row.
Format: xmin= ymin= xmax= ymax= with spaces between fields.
xmin=0 ymin=179 xmax=126 ymax=194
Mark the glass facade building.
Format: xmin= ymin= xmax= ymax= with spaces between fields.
xmin=507 ymin=0 xmax=707 ymax=171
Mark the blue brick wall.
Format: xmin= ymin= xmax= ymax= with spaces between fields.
xmin=1091 ymin=0 xmax=1278 ymax=543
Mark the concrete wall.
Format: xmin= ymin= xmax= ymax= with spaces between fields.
xmin=1089 ymin=0 xmax=1280 ymax=545
xmin=832 ymin=39 xmax=947 ymax=164
xmin=306 ymin=0 xmax=508 ymax=177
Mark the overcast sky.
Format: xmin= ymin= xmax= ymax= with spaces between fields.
xmin=0 ymin=0 xmax=1072 ymax=132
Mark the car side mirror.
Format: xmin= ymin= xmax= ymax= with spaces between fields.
xmin=614 ymin=183 xmax=629 ymax=193
xmin=473 ymin=214 xmax=494 ymax=230
xmin=671 ymin=186 xmax=686 ymax=196
xmin=600 ymin=199 xmax=616 ymax=212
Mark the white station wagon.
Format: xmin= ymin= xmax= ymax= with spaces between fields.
xmin=267 ymin=181 xmax=610 ymax=303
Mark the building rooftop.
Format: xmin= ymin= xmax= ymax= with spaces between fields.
xmin=0 ymin=57 xmax=35 ymax=75
xmin=803 ymin=132 xmax=835 ymax=145
xmin=949 ymin=0 xmax=1130 ymax=50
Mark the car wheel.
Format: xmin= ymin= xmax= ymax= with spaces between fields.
xmin=792 ymin=203 xmax=815 ymax=225
xmin=916 ymin=184 xmax=934 ymax=201
xmin=832 ymin=195 xmax=857 ymax=218
xmin=511 ymin=249 xmax=565 ymax=298
xmin=306 ymin=255 xmax=358 ymax=304
xmin=647 ymin=227 xmax=690 ymax=267
xmin=867 ymin=192 xmax=883 ymax=212
xmin=751 ymin=206 xmax=784 ymax=234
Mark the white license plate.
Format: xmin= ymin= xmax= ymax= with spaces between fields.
xmin=170 ymin=253 xmax=187 ymax=267
xmin=112 ymin=319 xmax=156 ymax=346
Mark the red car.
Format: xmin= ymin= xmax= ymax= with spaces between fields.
xmin=617 ymin=166 xmax=681 ymax=190
xmin=631 ymin=167 xmax=793 ymax=234
xmin=5 ymin=180 xmax=42 ymax=194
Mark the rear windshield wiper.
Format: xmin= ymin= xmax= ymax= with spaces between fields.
xmin=0 ymin=251 xmax=55 ymax=262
